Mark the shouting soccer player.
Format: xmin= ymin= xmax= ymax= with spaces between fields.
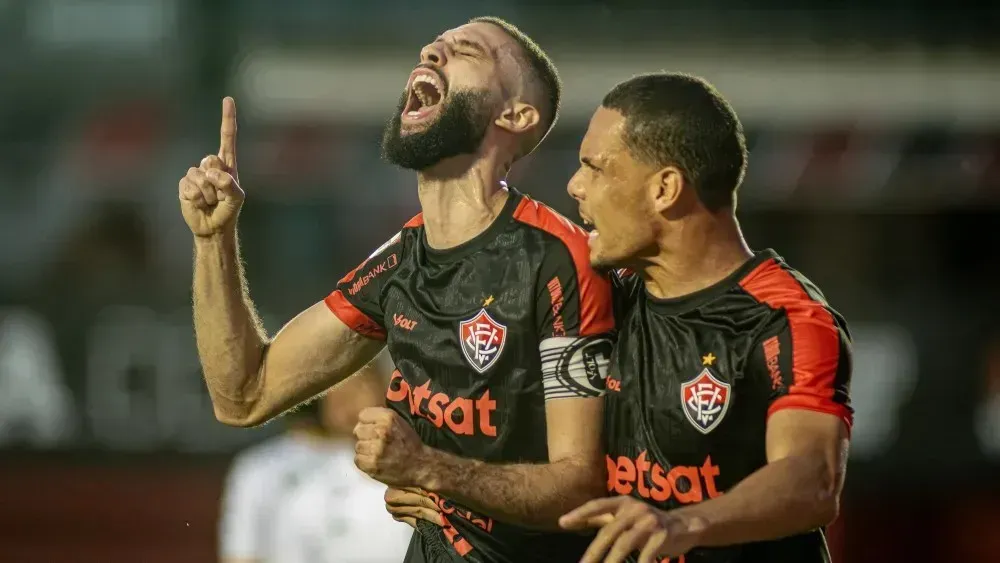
xmin=558 ymin=73 xmax=853 ymax=563
xmin=179 ymin=17 xmax=615 ymax=563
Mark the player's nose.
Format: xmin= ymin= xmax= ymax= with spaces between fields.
xmin=419 ymin=42 xmax=447 ymax=67
xmin=566 ymin=170 xmax=585 ymax=201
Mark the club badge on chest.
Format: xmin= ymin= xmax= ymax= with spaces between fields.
xmin=680 ymin=353 xmax=731 ymax=434
xmin=459 ymin=308 xmax=507 ymax=373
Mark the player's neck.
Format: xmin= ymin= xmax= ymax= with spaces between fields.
xmin=416 ymin=154 xmax=510 ymax=250
xmin=640 ymin=211 xmax=753 ymax=300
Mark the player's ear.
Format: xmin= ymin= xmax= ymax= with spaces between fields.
xmin=649 ymin=165 xmax=684 ymax=214
xmin=494 ymin=102 xmax=540 ymax=135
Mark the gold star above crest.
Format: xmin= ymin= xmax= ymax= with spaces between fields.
xmin=702 ymin=353 xmax=716 ymax=366
xmin=483 ymin=295 xmax=495 ymax=307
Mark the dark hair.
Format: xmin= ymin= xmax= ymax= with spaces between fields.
xmin=602 ymin=72 xmax=748 ymax=211
xmin=469 ymin=16 xmax=562 ymax=153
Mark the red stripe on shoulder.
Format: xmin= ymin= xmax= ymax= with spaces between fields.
xmin=513 ymin=197 xmax=614 ymax=335
xmin=404 ymin=213 xmax=424 ymax=228
xmin=324 ymin=291 xmax=386 ymax=340
xmin=336 ymin=258 xmax=368 ymax=286
xmin=739 ymin=258 xmax=841 ymax=400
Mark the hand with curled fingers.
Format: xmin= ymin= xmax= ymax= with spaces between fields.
xmin=384 ymin=486 xmax=445 ymax=529
xmin=559 ymin=496 xmax=707 ymax=563
xmin=353 ymin=407 xmax=429 ymax=487
xmin=179 ymin=97 xmax=245 ymax=237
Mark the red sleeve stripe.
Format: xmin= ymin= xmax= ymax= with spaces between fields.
xmin=512 ymin=197 xmax=614 ymax=336
xmin=739 ymin=258 xmax=843 ymax=402
xmin=323 ymin=290 xmax=387 ymax=340
xmin=767 ymin=395 xmax=853 ymax=435
xmin=403 ymin=213 xmax=425 ymax=228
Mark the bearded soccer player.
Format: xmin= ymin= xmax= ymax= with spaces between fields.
xmin=179 ymin=16 xmax=614 ymax=563
xmin=558 ymin=73 xmax=853 ymax=563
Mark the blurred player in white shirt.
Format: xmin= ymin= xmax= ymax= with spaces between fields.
xmin=218 ymin=353 xmax=412 ymax=563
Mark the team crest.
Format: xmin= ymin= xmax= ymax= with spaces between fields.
xmin=680 ymin=368 xmax=731 ymax=434
xmin=459 ymin=309 xmax=507 ymax=373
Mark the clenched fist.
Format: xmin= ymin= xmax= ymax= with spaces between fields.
xmin=354 ymin=407 xmax=429 ymax=487
xmin=179 ymin=97 xmax=245 ymax=237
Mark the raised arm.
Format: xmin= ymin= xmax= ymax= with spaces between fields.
xmin=180 ymin=98 xmax=384 ymax=427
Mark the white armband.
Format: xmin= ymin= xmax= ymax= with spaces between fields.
xmin=539 ymin=334 xmax=613 ymax=400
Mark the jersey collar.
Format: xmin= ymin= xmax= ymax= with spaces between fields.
xmin=645 ymin=249 xmax=780 ymax=315
xmin=421 ymin=187 xmax=522 ymax=264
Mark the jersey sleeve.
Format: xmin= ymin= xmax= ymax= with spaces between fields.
xmin=535 ymin=236 xmax=616 ymax=402
xmin=323 ymin=228 xmax=408 ymax=341
xmin=749 ymin=310 xmax=854 ymax=433
xmin=218 ymin=456 xmax=269 ymax=559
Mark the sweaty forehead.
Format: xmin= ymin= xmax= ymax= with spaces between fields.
xmin=581 ymin=108 xmax=628 ymax=163
xmin=441 ymin=22 xmax=518 ymax=59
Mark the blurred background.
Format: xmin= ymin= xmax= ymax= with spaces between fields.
xmin=0 ymin=0 xmax=998 ymax=561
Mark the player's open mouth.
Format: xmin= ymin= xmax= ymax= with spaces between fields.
xmin=402 ymin=68 xmax=446 ymax=124
xmin=580 ymin=215 xmax=599 ymax=244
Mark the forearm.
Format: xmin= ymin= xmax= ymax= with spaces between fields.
xmin=678 ymin=454 xmax=841 ymax=547
xmin=417 ymin=449 xmax=604 ymax=530
xmin=193 ymin=230 xmax=269 ymax=424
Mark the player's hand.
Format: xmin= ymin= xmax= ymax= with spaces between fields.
xmin=178 ymin=97 xmax=246 ymax=237
xmin=354 ymin=407 xmax=428 ymax=486
xmin=559 ymin=496 xmax=706 ymax=563
xmin=384 ymin=486 xmax=445 ymax=529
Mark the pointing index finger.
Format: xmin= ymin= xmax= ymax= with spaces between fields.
xmin=219 ymin=96 xmax=238 ymax=170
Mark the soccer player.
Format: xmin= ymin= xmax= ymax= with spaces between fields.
xmin=219 ymin=355 xmax=411 ymax=563
xmin=558 ymin=73 xmax=853 ymax=563
xmin=179 ymin=16 xmax=615 ymax=563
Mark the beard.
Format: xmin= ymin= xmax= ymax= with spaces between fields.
xmin=380 ymin=88 xmax=494 ymax=171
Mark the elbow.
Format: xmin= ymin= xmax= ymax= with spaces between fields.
xmin=212 ymin=403 xmax=261 ymax=427
xmin=568 ymin=459 xmax=609 ymax=505
xmin=809 ymin=464 xmax=844 ymax=528
xmin=210 ymin=395 xmax=270 ymax=428
xmin=814 ymin=490 xmax=840 ymax=528
xmin=207 ymin=359 xmax=272 ymax=428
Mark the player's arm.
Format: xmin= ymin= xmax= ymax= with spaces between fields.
xmin=183 ymin=98 xmax=387 ymax=427
xmin=561 ymin=310 xmax=853 ymax=562
xmin=413 ymin=237 xmax=614 ymax=530
xmin=668 ymin=316 xmax=853 ymax=547
xmin=410 ymin=388 xmax=607 ymax=530
xmin=194 ymin=235 xmax=384 ymax=427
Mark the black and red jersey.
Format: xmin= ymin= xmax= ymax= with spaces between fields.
xmin=605 ymin=250 xmax=852 ymax=563
xmin=325 ymin=188 xmax=616 ymax=562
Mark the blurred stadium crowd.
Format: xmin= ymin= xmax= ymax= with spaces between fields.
xmin=0 ymin=1 xmax=997 ymax=561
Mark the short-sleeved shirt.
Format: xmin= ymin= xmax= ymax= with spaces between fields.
xmin=218 ymin=435 xmax=351 ymax=560
xmin=604 ymin=249 xmax=852 ymax=563
xmin=325 ymin=188 xmax=616 ymax=562
xmin=269 ymin=445 xmax=413 ymax=563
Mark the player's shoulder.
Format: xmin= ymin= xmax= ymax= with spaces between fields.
xmin=511 ymin=193 xmax=590 ymax=245
xmin=738 ymin=251 xmax=830 ymax=307
xmin=737 ymin=250 xmax=848 ymax=335
xmin=365 ymin=213 xmax=423 ymax=259
xmin=510 ymin=192 xmax=596 ymax=268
